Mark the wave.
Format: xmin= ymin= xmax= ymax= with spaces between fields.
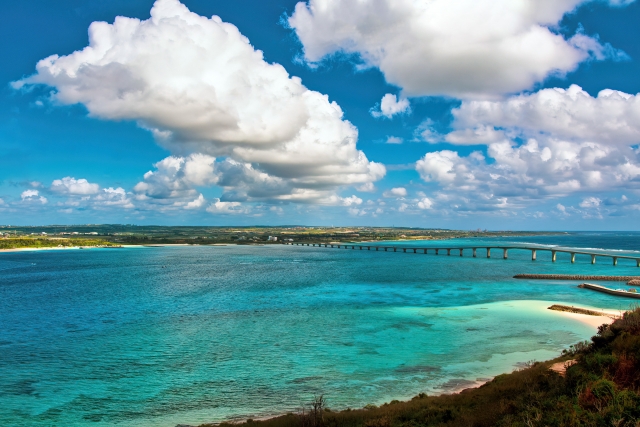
xmin=557 ymin=247 xmax=640 ymax=254
xmin=498 ymin=241 xmax=640 ymax=254
xmin=495 ymin=242 xmax=559 ymax=248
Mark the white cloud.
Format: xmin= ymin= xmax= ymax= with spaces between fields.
xmin=356 ymin=182 xmax=376 ymax=192
xmin=416 ymin=151 xmax=478 ymax=186
xmin=21 ymin=190 xmax=48 ymax=204
xmin=18 ymin=0 xmax=384 ymax=203
xmin=371 ymin=94 xmax=410 ymax=118
xmin=579 ymin=196 xmax=602 ymax=208
xmin=383 ymin=187 xmax=407 ymax=198
xmin=131 ymin=154 xmax=381 ymax=207
xmin=553 ymin=195 xmax=640 ymax=219
xmin=270 ymin=206 xmax=284 ymax=215
xmin=412 ymin=84 xmax=640 ymax=212
xmin=289 ymin=0 xmax=630 ymax=98
xmin=0 ymin=198 xmax=6 ymax=206
xmin=21 ymin=190 xmax=38 ymax=200
xmin=386 ymin=136 xmax=403 ymax=144
xmin=417 ymin=197 xmax=433 ymax=210
xmin=444 ymin=126 xmax=508 ymax=146
xmin=93 ymin=187 xmax=134 ymax=209
xmin=51 ymin=177 xmax=100 ymax=195
xmin=449 ymin=85 xmax=640 ymax=146
xmin=134 ymin=154 xmax=217 ymax=203
xmin=185 ymin=194 xmax=206 ymax=210
xmin=206 ymin=199 xmax=249 ymax=215
xmin=415 ymin=140 xmax=640 ymax=206
xmin=348 ymin=207 xmax=367 ymax=216
xmin=341 ymin=195 xmax=363 ymax=206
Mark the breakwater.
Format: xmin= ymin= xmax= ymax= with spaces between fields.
xmin=547 ymin=304 xmax=608 ymax=316
xmin=578 ymin=283 xmax=640 ymax=299
xmin=514 ymin=274 xmax=639 ymax=281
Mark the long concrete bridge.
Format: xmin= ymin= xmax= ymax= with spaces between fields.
xmin=283 ymin=242 xmax=640 ymax=267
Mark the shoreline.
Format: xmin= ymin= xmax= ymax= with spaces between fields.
xmin=0 ymin=243 xmax=245 ymax=253
xmin=546 ymin=303 xmax=621 ymax=328
xmin=0 ymin=245 xmax=118 ymax=253
xmin=186 ymin=300 xmax=620 ymax=427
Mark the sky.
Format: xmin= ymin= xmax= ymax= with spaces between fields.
xmin=2 ymin=0 xmax=640 ymax=229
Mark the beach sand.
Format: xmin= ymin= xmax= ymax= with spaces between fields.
xmin=0 ymin=246 xmax=104 ymax=253
xmin=444 ymin=301 xmax=622 ymax=396
xmin=546 ymin=305 xmax=621 ymax=328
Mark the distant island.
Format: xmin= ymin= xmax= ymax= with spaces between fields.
xmin=0 ymin=225 xmax=556 ymax=249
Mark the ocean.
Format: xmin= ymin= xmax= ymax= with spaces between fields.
xmin=1 ymin=232 xmax=639 ymax=426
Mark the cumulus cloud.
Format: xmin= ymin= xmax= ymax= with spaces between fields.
xmin=206 ymin=199 xmax=250 ymax=215
xmin=412 ymin=84 xmax=640 ymax=212
xmin=386 ymin=136 xmax=403 ymax=144
xmin=131 ymin=153 xmax=380 ymax=207
xmin=134 ymin=154 xmax=217 ymax=203
xmin=417 ymin=197 xmax=433 ymax=210
xmin=371 ymin=94 xmax=410 ymax=118
xmin=553 ymin=195 xmax=640 ymax=219
xmin=444 ymin=126 xmax=509 ymax=146
xmin=348 ymin=207 xmax=367 ymax=216
xmin=17 ymin=0 xmax=384 ymax=204
xmin=416 ymin=151 xmax=478 ymax=187
xmin=13 ymin=181 xmax=135 ymax=212
xmin=415 ymin=140 xmax=640 ymax=206
xmin=93 ymin=187 xmax=134 ymax=209
xmin=340 ymin=195 xmax=363 ymax=206
xmin=383 ymin=187 xmax=407 ymax=198
xmin=381 ymin=194 xmax=437 ymax=214
xmin=50 ymin=177 xmax=100 ymax=195
xmin=356 ymin=182 xmax=376 ymax=192
xmin=289 ymin=0 xmax=630 ymax=98
xmin=21 ymin=189 xmax=48 ymax=204
xmin=185 ymin=194 xmax=206 ymax=210
xmin=21 ymin=190 xmax=38 ymax=200
xmin=579 ymin=196 xmax=602 ymax=208
xmin=449 ymin=85 xmax=640 ymax=146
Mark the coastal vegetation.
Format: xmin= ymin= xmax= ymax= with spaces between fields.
xmin=0 ymin=236 xmax=116 ymax=250
xmin=203 ymin=307 xmax=640 ymax=427
xmin=0 ymin=225 xmax=553 ymax=248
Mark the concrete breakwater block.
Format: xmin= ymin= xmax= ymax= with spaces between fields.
xmin=514 ymin=274 xmax=638 ymax=281
xmin=578 ymin=283 xmax=640 ymax=299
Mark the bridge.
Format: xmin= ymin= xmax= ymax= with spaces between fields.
xmin=283 ymin=242 xmax=640 ymax=267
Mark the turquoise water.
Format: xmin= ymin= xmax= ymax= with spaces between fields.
xmin=1 ymin=233 xmax=639 ymax=427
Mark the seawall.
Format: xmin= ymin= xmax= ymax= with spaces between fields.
xmin=514 ymin=274 xmax=638 ymax=282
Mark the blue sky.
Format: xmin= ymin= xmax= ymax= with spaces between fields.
xmin=2 ymin=0 xmax=640 ymax=229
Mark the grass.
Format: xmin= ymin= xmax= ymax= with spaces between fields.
xmin=0 ymin=237 xmax=116 ymax=249
xmin=201 ymin=306 xmax=640 ymax=427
